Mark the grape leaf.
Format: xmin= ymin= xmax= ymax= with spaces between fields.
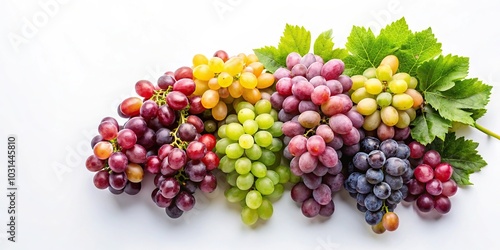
xmin=278 ymin=24 xmax=311 ymax=56
xmin=344 ymin=26 xmax=398 ymax=76
xmin=417 ymin=55 xmax=469 ymax=92
xmin=314 ymin=29 xmax=347 ymax=61
xmin=424 ymin=78 xmax=492 ymax=125
xmin=395 ymin=28 xmax=442 ymax=75
xmin=253 ymin=46 xmax=283 ymax=73
xmin=378 ymin=17 xmax=412 ymax=47
xmin=427 ymin=133 xmax=487 ymax=185
xmin=410 ymin=105 xmax=451 ymax=145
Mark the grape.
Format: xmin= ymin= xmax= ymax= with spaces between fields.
xmin=124 ymin=117 xmax=148 ymax=137
xmin=157 ymin=105 xmax=176 ymax=126
xmin=109 ymin=172 xmax=127 ymax=190
xmin=98 ymin=121 xmax=118 ymax=140
xmin=93 ymin=170 xmax=110 ymax=189
xmin=425 ymin=179 xmax=443 ymax=196
xmin=329 ymin=114 xmax=353 ymax=134
xmin=416 ymin=193 xmax=434 ymax=213
xmin=175 ymin=191 xmax=195 ymax=212
xmin=120 ymin=97 xmax=143 ymax=117
xmin=108 ymin=152 xmax=128 ymax=173
xmin=86 ymin=155 xmax=104 ymax=172
xmin=124 ymin=182 xmax=141 ymax=195
xmin=382 ymin=212 xmax=399 ymax=231
xmin=301 ymin=198 xmax=321 ymax=218
xmin=93 ymin=141 xmax=113 ymax=160
xmin=286 ymin=52 xmax=301 ymax=69
xmin=414 ymin=164 xmax=434 ymax=183
xmin=364 ymin=193 xmax=383 ymax=211
xmin=434 ymin=195 xmax=452 ymax=214
xmin=423 ymin=150 xmax=441 ymax=167
xmin=373 ymin=182 xmax=391 ymax=199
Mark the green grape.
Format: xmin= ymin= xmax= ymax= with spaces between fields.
xmin=225 ymin=186 xmax=248 ymax=203
xmin=254 ymin=131 xmax=273 ymax=147
xmin=351 ymin=87 xmax=374 ymax=104
xmin=216 ymin=137 xmax=234 ymax=155
xmin=267 ymin=121 xmax=283 ymax=137
xmin=251 ymin=161 xmax=267 ymax=178
xmin=238 ymin=134 xmax=254 ymax=149
xmin=246 ymin=190 xmax=263 ymax=209
xmin=255 ymin=177 xmax=275 ymax=195
xmin=405 ymin=108 xmax=417 ymax=121
xmin=254 ymin=99 xmax=272 ymax=114
xmin=243 ymin=120 xmax=259 ymax=135
xmin=274 ymin=165 xmax=291 ymax=184
xmin=226 ymin=123 xmax=245 ymax=141
xmin=225 ymin=114 xmax=239 ymax=124
xmin=395 ymin=110 xmax=411 ymax=128
xmin=255 ymin=113 xmax=274 ymax=130
xmin=289 ymin=173 xmax=301 ymax=184
xmin=241 ymin=206 xmax=258 ymax=226
xmin=219 ymin=155 xmax=236 ymax=173
xmin=204 ymin=120 xmax=217 ymax=133
xmin=237 ymin=108 xmax=256 ymax=124
xmin=376 ymin=92 xmax=392 ymax=107
xmin=225 ymin=143 xmax=244 ymax=159
xmin=245 ymin=144 xmax=262 ymax=160
xmin=266 ymin=183 xmax=284 ymax=200
xmin=351 ymin=75 xmax=367 ymax=90
xmin=269 ymin=109 xmax=279 ymax=122
xmin=392 ymin=72 xmax=411 ymax=85
xmin=266 ymin=138 xmax=283 ymax=152
xmin=363 ymin=110 xmax=381 ymax=131
xmin=364 ymin=78 xmax=383 ymax=95
xmin=257 ymin=199 xmax=273 ymax=220
xmin=235 ymin=157 xmax=252 ymax=175
xmin=357 ymin=98 xmax=378 ymax=116
xmin=363 ymin=67 xmax=377 ymax=79
xmin=259 ymin=149 xmax=276 ymax=167
xmin=381 ymin=106 xmax=399 ymax=126
xmin=218 ymin=124 xmax=228 ymax=138
xmin=409 ymin=76 xmax=418 ymax=89
xmin=376 ymin=64 xmax=393 ymax=82
xmin=388 ymin=79 xmax=408 ymax=94
xmin=236 ymin=101 xmax=255 ymax=113
xmin=392 ymin=93 xmax=414 ymax=110
xmin=226 ymin=170 xmax=239 ymax=186
xmin=236 ymin=173 xmax=254 ymax=190
xmin=266 ymin=170 xmax=280 ymax=185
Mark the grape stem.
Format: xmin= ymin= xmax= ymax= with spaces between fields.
xmin=473 ymin=122 xmax=500 ymax=140
xmin=169 ymin=109 xmax=189 ymax=150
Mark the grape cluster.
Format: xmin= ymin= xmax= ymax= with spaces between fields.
xmin=271 ymin=52 xmax=363 ymax=217
xmin=86 ymin=70 xmax=220 ymax=219
xmin=405 ymin=141 xmax=458 ymax=214
xmin=86 ymin=116 xmax=145 ymax=195
xmin=350 ymin=55 xmax=423 ymax=141
xmin=216 ymin=99 xmax=292 ymax=225
xmin=192 ymin=50 xmax=276 ymax=121
xmin=345 ymin=137 xmax=413 ymax=233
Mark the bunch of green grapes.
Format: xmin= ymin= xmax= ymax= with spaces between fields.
xmin=350 ymin=55 xmax=424 ymax=140
xmin=215 ymin=99 xmax=294 ymax=226
xmin=191 ymin=51 xmax=275 ymax=122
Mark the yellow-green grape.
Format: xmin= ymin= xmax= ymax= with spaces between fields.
xmin=363 ymin=110 xmax=381 ymax=131
xmin=365 ymin=78 xmax=384 ymax=95
xmin=392 ymin=72 xmax=411 ymax=85
xmin=240 ymin=72 xmax=258 ymax=89
xmin=208 ymin=57 xmax=225 ymax=73
xmin=351 ymin=75 xmax=367 ymax=90
xmin=193 ymin=64 xmax=215 ymax=81
xmin=351 ymin=87 xmax=374 ymax=104
xmin=363 ymin=67 xmax=377 ymax=79
xmin=223 ymin=57 xmax=245 ymax=76
xmin=381 ymin=106 xmax=399 ymax=126
xmin=241 ymin=206 xmax=259 ymax=226
xmin=409 ymin=77 xmax=418 ymax=89
xmin=376 ymin=92 xmax=392 ymax=107
xmin=392 ymin=93 xmax=414 ymax=110
xmin=218 ymin=72 xmax=233 ymax=87
xmin=376 ymin=64 xmax=393 ymax=82
xmin=192 ymin=54 xmax=208 ymax=67
xmin=238 ymin=134 xmax=254 ymax=149
xmin=405 ymin=108 xmax=417 ymax=121
xmin=388 ymin=79 xmax=408 ymax=94
xmin=245 ymin=190 xmax=263 ymax=209
xmin=357 ymin=98 xmax=378 ymax=116
xmin=224 ymin=186 xmax=248 ymax=202
xmin=257 ymin=199 xmax=273 ymax=220
xmin=395 ymin=110 xmax=411 ymax=128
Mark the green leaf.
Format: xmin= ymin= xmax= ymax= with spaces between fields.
xmin=427 ymin=133 xmax=487 ymax=185
xmin=416 ymin=55 xmax=469 ymax=92
xmin=278 ymin=24 xmax=311 ymax=56
xmin=344 ymin=26 xmax=397 ymax=75
xmin=314 ymin=29 xmax=335 ymax=61
xmin=379 ymin=17 xmax=411 ymax=47
xmin=331 ymin=48 xmax=348 ymax=60
xmin=395 ymin=28 xmax=442 ymax=75
xmin=253 ymin=46 xmax=283 ymax=73
xmin=425 ymin=78 xmax=492 ymax=125
xmin=410 ymin=105 xmax=451 ymax=145
xmin=469 ymin=109 xmax=487 ymax=120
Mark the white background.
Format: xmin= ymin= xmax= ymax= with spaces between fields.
xmin=1 ymin=0 xmax=500 ymax=249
